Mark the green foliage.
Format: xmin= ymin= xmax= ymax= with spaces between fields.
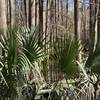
xmin=41 ymin=58 xmax=48 ymax=81
xmin=21 ymin=28 xmax=46 ymax=63
xmin=51 ymin=37 xmax=80 ymax=78
xmin=0 ymin=28 xmax=31 ymax=99
xmin=21 ymin=28 xmax=48 ymax=84
xmin=0 ymin=28 xmax=48 ymax=99
xmin=85 ymin=46 xmax=100 ymax=74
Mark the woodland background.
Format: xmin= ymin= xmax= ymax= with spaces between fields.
xmin=0 ymin=0 xmax=100 ymax=100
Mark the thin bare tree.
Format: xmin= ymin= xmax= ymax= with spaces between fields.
xmin=0 ymin=0 xmax=7 ymax=33
xmin=9 ymin=0 xmax=15 ymax=27
xmin=39 ymin=0 xmax=43 ymax=34
xmin=74 ymin=0 xmax=78 ymax=40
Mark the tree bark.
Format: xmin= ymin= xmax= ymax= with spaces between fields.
xmin=38 ymin=0 xmax=43 ymax=45
xmin=35 ymin=0 xmax=38 ymax=27
xmin=74 ymin=0 xmax=78 ymax=40
xmin=66 ymin=0 xmax=68 ymax=30
xmin=89 ymin=0 xmax=96 ymax=52
xmin=24 ymin=0 xmax=28 ymax=27
xmin=39 ymin=0 xmax=43 ymax=34
xmin=9 ymin=0 xmax=15 ymax=27
xmin=97 ymin=0 xmax=100 ymax=47
xmin=28 ymin=0 xmax=32 ymax=29
xmin=0 ymin=0 xmax=7 ymax=33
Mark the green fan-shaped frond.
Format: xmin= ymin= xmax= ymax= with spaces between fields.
xmin=85 ymin=46 xmax=100 ymax=74
xmin=0 ymin=28 xmax=31 ymax=99
xmin=51 ymin=37 xmax=80 ymax=78
xmin=21 ymin=28 xmax=46 ymax=63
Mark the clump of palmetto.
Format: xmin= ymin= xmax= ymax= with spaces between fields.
xmin=0 ymin=28 xmax=47 ymax=100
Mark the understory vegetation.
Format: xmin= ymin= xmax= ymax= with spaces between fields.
xmin=0 ymin=28 xmax=100 ymax=100
xmin=0 ymin=0 xmax=100 ymax=100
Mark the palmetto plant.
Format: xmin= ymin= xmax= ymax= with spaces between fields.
xmin=21 ymin=28 xmax=46 ymax=63
xmin=0 ymin=28 xmax=31 ymax=99
xmin=51 ymin=36 xmax=80 ymax=79
xmin=0 ymin=28 xmax=47 ymax=99
xmin=84 ymin=46 xmax=100 ymax=100
xmin=85 ymin=46 xmax=100 ymax=74
xmin=50 ymin=36 xmax=100 ymax=99
xmin=20 ymin=28 xmax=48 ymax=86
xmin=75 ymin=41 xmax=100 ymax=100
xmin=47 ymin=36 xmax=82 ymax=100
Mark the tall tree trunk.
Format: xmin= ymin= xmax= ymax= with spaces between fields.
xmin=45 ymin=0 xmax=49 ymax=34
xmin=35 ymin=0 xmax=38 ymax=27
xmin=66 ymin=0 xmax=68 ymax=31
xmin=38 ymin=0 xmax=43 ymax=45
xmin=45 ymin=0 xmax=49 ymax=55
xmin=74 ymin=0 xmax=78 ymax=40
xmin=0 ymin=0 xmax=7 ymax=33
xmin=74 ymin=0 xmax=82 ymax=41
xmin=81 ymin=0 xmax=86 ymax=43
xmin=74 ymin=0 xmax=82 ymax=62
xmin=89 ymin=0 xmax=96 ymax=52
xmin=39 ymin=0 xmax=43 ymax=34
xmin=57 ymin=0 xmax=59 ymax=37
xmin=24 ymin=0 xmax=28 ymax=27
xmin=97 ymin=0 xmax=100 ymax=47
xmin=9 ymin=0 xmax=15 ymax=27
xmin=77 ymin=0 xmax=82 ymax=40
xmin=49 ymin=0 xmax=54 ymax=83
xmin=54 ymin=0 xmax=57 ymax=39
xmin=60 ymin=0 xmax=63 ymax=25
xmin=28 ymin=0 xmax=35 ymax=29
xmin=31 ymin=0 xmax=35 ymax=28
xmin=28 ymin=0 xmax=32 ymax=29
